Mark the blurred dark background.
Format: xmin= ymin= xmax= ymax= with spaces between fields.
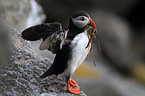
xmin=36 ymin=0 xmax=145 ymax=75
xmin=1 ymin=0 xmax=145 ymax=96
xmin=36 ymin=0 xmax=145 ymax=95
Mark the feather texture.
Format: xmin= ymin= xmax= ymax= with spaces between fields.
xmin=21 ymin=22 xmax=62 ymax=41
xmin=21 ymin=22 xmax=69 ymax=54
xmin=39 ymin=29 xmax=69 ymax=54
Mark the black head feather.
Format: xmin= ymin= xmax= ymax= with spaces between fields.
xmin=72 ymin=10 xmax=90 ymax=19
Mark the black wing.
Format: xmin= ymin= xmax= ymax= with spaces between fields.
xmin=21 ymin=22 xmax=62 ymax=41
xmin=21 ymin=22 xmax=69 ymax=54
xmin=40 ymin=44 xmax=71 ymax=78
xmin=39 ymin=29 xmax=68 ymax=53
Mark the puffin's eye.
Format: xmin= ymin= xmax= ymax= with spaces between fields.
xmin=80 ymin=17 xmax=84 ymax=21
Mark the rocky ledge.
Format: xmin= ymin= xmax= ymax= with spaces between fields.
xmin=0 ymin=25 xmax=86 ymax=96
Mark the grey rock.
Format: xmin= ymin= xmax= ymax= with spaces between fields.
xmin=0 ymin=0 xmax=45 ymax=31
xmin=40 ymin=92 xmax=87 ymax=96
xmin=76 ymin=74 xmax=145 ymax=96
xmin=0 ymin=0 xmax=85 ymax=96
xmin=0 ymin=18 xmax=84 ymax=96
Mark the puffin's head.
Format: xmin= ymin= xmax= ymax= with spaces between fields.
xmin=71 ymin=10 xmax=96 ymax=29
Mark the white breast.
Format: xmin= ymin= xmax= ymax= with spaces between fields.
xmin=64 ymin=30 xmax=91 ymax=76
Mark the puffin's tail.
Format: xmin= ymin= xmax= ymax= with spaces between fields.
xmin=40 ymin=67 xmax=55 ymax=78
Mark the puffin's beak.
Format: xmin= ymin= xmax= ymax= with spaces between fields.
xmin=89 ymin=18 xmax=96 ymax=29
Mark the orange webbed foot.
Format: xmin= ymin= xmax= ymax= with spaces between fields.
xmin=67 ymin=79 xmax=81 ymax=94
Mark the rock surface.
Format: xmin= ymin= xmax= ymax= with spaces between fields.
xmin=0 ymin=0 xmax=45 ymax=31
xmin=0 ymin=25 xmax=87 ymax=96
xmin=0 ymin=0 xmax=85 ymax=95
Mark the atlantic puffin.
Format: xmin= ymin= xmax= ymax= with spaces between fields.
xmin=21 ymin=10 xmax=97 ymax=94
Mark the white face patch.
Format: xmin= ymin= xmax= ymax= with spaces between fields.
xmin=72 ymin=16 xmax=90 ymax=28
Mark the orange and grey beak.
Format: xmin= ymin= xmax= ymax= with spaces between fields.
xmin=89 ymin=18 xmax=96 ymax=29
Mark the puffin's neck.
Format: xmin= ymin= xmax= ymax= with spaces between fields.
xmin=67 ymin=19 xmax=85 ymax=40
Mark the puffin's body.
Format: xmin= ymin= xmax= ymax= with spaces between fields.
xmin=21 ymin=10 xmax=96 ymax=94
xmin=64 ymin=30 xmax=91 ymax=79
